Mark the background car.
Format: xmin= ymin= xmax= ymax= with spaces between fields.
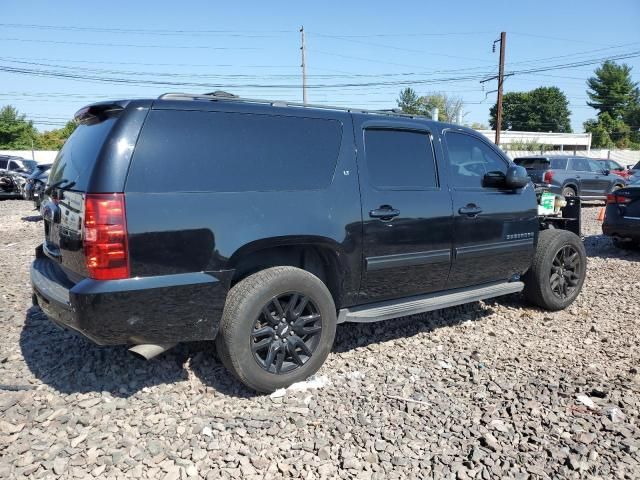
xmin=602 ymin=175 xmax=640 ymax=248
xmin=514 ymin=155 xmax=626 ymax=200
xmin=24 ymin=163 xmax=52 ymax=209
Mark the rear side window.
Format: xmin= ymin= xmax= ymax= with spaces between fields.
xmin=127 ymin=110 xmax=343 ymax=192
xmin=568 ymin=158 xmax=590 ymax=172
xmin=549 ymin=158 xmax=567 ymax=169
xmin=48 ymin=118 xmax=117 ymax=191
xmin=0 ymin=159 xmax=6 ymax=169
xmin=363 ymin=129 xmax=438 ymax=190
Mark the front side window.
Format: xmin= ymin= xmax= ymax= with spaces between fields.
xmin=363 ymin=129 xmax=438 ymax=190
xmin=445 ymin=132 xmax=508 ymax=188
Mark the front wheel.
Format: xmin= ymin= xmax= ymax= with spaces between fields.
xmin=523 ymin=229 xmax=586 ymax=311
xmin=215 ymin=266 xmax=337 ymax=393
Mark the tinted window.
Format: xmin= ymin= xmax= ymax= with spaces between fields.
xmin=514 ymin=158 xmax=550 ymax=169
xmin=48 ymin=118 xmax=117 ymax=191
xmin=127 ymin=110 xmax=342 ymax=192
xmin=0 ymin=159 xmax=6 ymax=169
xmin=550 ymin=158 xmax=568 ymax=169
xmin=569 ymin=158 xmax=590 ymax=172
xmin=363 ymin=129 xmax=437 ymax=190
xmin=588 ymin=160 xmax=604 ymax=172
xmin=445 ymin=132 xmax=508 ymax=188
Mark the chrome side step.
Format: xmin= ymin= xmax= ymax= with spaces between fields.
xmin=337 ymin=281 xmax=524 ymax=324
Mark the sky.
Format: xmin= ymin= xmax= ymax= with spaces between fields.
xmin=1 ymin=0 xmax=639 ymax=133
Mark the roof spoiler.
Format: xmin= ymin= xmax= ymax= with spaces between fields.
xmin=74 ymin=101 xmax=126 ymax=125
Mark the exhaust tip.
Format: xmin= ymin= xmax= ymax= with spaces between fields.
xmin=128 ymin=343 xmax=176 ymax=360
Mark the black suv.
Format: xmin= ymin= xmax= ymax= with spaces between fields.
xmin=31 ymin=94 xmax=587 ymax=393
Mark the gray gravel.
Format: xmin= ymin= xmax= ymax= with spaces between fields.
xmin=0 ymin=198 xmax=639 ymax=479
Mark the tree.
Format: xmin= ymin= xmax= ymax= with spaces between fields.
xmin=36 ymin=121 xmax=77 ymax=150
xmin=489 ymin=87 xmax=572 ymax=133
xmin=397 ymin=88 xmax=421 ymax=114
xmin=396 ymin=89 xmax=465 ymax=122
xmin=0 ymin=105 xmax=37 ymax=149
xmin=587 ymin=61 xmax=639 ymax=119
xmin=584 ymin=112 xmax=633 ymax=148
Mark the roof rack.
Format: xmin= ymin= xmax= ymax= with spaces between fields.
xmin=157 ymin=92 xmax=426 ymax=120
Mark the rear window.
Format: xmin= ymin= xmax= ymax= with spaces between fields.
xmin=48 ymin=118 xmax=117 ymax=191
xmin=514 ymin=158 xmax=567 ymax=169
xmin=126 ymin=110 xmax=343 ymax=192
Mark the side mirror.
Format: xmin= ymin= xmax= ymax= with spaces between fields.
xmin=482 ymin=170 xmax=506 ymax=188
xmin=603 ymin=169 xmax=610 ymax=176
xmin=504 ymin=165 xmax=530 ymax=189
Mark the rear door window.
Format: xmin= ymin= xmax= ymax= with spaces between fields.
xmin=0 ymin=159 xmax=6 ymax=169
xmin=363 ymin=129 xmax=438 ymax=190
xmin=127 ymin=110 xmax=343 ymax=192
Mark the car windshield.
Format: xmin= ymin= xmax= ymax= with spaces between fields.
xmin=22 ymin=160 xmax=38 ymax=173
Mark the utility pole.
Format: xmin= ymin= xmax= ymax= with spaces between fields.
xmin=495 ymin=32 xmax=506 ymax=145
xmin=480 ymin=32 xmax=508 ymax=145
xmin=300 ymin=26 xmax=308 ymax=104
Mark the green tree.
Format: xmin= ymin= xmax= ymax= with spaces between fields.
xmin=397 ymin=88 xmax=421 ymax=114
xmin=489 ymin=87 xmax=571 ymax=132
xmin=585 ymin=112 xmax=634 ymax=148
xmin=0 ymin=105 xmax=37 ymax=149
xmin=36 ymin=121 xmax=77 ymax=150
xmin=587 ymin=61 xmax=639 ymax=119
xmin=396 ymin=89 xmax=464 ymax=121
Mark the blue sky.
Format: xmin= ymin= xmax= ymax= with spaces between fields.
xmin=2 ymin=0 xmax=639 ymax=133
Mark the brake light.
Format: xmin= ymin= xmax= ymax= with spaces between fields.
xmin=606 ymin=193 xmax=632 ymax=205
xmin=543 ymin=171 xmax=554 ymax=183
xmin=83 ymin=193 xmax=130 ymax=280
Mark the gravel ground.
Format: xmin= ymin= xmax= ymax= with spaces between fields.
xmin=0 ymin=198 xmax=639 ymax=480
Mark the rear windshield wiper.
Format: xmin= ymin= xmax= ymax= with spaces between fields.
xmin=45 ymin=179 xmax=76 ymax=195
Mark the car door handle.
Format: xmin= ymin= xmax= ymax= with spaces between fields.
xmin=576 ymin=175 xmax=581 ymax=179
xmin=458 ymin=205 xmax=483 ymax=217
xmin=369 ymin=206 xmax=400 ymax=220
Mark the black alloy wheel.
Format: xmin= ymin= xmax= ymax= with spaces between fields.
xmin=251 ymin=292 xmax=322 ymax=374
xmin=549 ymin=245 xmax=582 ymax=300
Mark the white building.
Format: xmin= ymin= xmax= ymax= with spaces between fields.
xmin=477 ymin=130 xmax=592 ymax=152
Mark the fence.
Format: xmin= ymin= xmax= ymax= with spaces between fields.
xmin=0 ymin=150 xmax=59 ymax=163
xmin=503 ymin=149 xmax=640 ymax=167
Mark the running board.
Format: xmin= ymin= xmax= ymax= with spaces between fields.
xmin=337 ymin=281 xmax=524 ymax=324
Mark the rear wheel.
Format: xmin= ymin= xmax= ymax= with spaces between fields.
xmin=523 ymin=229 xmax=586 ymax=311
xmin=216 ymin=266 xmax=337 ymax=393
xmin=561 ymin=186 xmax=576 ymax=198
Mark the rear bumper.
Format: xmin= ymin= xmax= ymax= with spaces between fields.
xmin=31 ymin=245 xmax=232 ymax=345
xmin=602 ymin=212 xmax=640 ymax=241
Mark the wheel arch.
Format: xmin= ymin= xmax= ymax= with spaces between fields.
xmin=227 ymin=236 xmax=349 ymax=308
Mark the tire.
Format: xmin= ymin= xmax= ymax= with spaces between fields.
xmin=215 ymin=266 xmax=337 ymax=393
xmin=561 ymin=186 xmax=576 ymax=198
xmin=523 ymin=229 xmax=586 ymax=311
xmin=612 ymin=237 xmax=639 ymax=250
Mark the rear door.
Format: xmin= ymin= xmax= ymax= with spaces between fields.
xmin=443 ymin=130 xmax=537 ymax=289
xmin=42 ymin=116 xmax=121 ymax=277
xmin=568 ymin=157 xmax=595 ymax=196
xmin=354 ymin=117 xmax=453 ymax=303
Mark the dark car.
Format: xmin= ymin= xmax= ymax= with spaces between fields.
xmin=603 ymin=176 xmax=640 ymax=248
xmin=514 ymin=155 xmax=626 ymax=199
xmin=24 ymin=163 xmax=52 ymax=209
xmin=31 ymin=94 xmax=587 ymax=393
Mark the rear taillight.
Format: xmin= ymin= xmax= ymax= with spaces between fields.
xmin=543 ymin=171 xmax=554 ymax=184
xmin=606 ymin=193 xmax=632 ymax=205
xmin=83 ymin=193 xmax=130 ymax=280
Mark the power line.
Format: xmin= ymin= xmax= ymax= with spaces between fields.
xmin=0 ymin=37 xmax=264 ymax=50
